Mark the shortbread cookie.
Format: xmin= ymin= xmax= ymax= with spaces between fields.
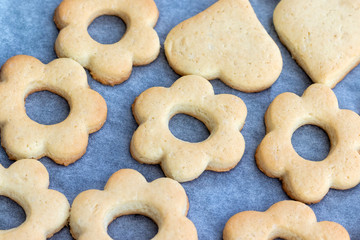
xmin=0 ymin=55 xmax=107 ymax=165
xmin=256 ymin=84 xmax=360 ymax=203
xmin=223 ymin=200 xmax=350 ymax=239
xmin=0 ymin=159 xmax=70 ymax=239
xmin=54 ymin=0 xmax=160 ymax=85
xmin=164 ymin=0 xmax=282 ymax=92
xmin=131 ymin=75 xmax=247 ymax=182
xmin=70 ymin=169 xmax=197 ymax=240
xmin=274 ymin=0 xmax=360 ymax=87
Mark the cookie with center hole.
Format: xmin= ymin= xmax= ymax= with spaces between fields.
xmin=0 ymin=159 xmax=70 ymax=239
xmin=0 ymin=55 xmax=107 ymax=165
xmin=256 ymin=84 xmax=360 ymax=203
xmin=70 ymin=169 xmax=197 ymax=240
xmin=131 ymin=75 xmax=247 ymax=182
xmin=223 ymin=200 xmax=350 ymax=239
xmin=54 ymin=0 xmax=160 ymax=86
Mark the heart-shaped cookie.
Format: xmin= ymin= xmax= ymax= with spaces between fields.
xmin=164 ymin=0 xmax=282 ymax=92
xmin=274 ymin=0 xmax=360 ymax=87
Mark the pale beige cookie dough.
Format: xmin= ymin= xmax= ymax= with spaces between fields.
xmin=70 ymin=169 xmax=197 ymax=240
xmin=164 ymin=0 xmax=282 ymax=92
xmin=131 ymin=75 xmax=247 ymax=182
xmin=54 ymin=0 xmax=160 ymax=86
xmin=223 ymin=200 xmax=350 ymax=239
xmin=0 ymin=159 xmax=70 ymax=239
xmin=255 ymin=84 xmax=360 ymax=203
xmin=0 ymin=55 xmax=107 ymax=165
xmin=274 ymin=0 xmax=360 ymax=88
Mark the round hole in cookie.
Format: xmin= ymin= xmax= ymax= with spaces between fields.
xmin=0 ymin=196 xmax=26 ymax=230
xmin=88 ymin=15 xmax=126 ymax=44
xmin=291 ymin=124 xmax=330 ymax=161
xmin=107 ymin=214 xmax=158 ymax=239
xmin=25 ymin=90 xmax=70 ymax=125
xmin=169 ymin=113 xmax=210 ymax=143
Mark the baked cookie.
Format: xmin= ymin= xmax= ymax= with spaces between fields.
xmin=164 ymin=0 xmax=282 ymax=92
xmin=274 ymin=0 xmax=360 ymax=87
xmin=131 ymin=75 xmax=247 ymax=182
xmin=54 ymin=0 xmax=160 ymax=85
xmin=70 ymin=169 xmax=197 ymax=240
xmin=256 ymin=84 xmax=360 ymax=203
xmin=223 ymin=200 xmax=350 ymax=239
xmin=0 ymin=55 xmax=107 ymax=165
xmin=0 ymin=159 xmax=70 ymax=239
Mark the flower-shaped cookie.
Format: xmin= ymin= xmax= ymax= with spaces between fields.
xmin=131 ymin=75 xmax=247 ymax=182
xmin=54 ymin=0 xmax=160 ymax=85
xmin=0 ymin=159 xmax=70 ymax=239
xmin=223 ymin=200 xmax=350 ymax=239
xmin=256 ymin=84 xmax=360 ymax=203
xmin=0 ymin=55 xmax=107 ymax=165
xmin=70 ymin=169 xmax=197 ymax=240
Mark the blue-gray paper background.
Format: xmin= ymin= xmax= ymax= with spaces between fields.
xmin=1 ymin=0 xmax=360 ymax=239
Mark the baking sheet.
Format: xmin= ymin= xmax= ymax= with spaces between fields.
xmin=0 ymin=0 xmax=360 ymax=239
